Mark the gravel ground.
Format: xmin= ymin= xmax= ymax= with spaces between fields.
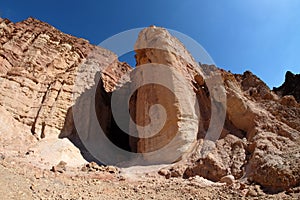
xmin=0 ymin=154 xmax=299 ymax=200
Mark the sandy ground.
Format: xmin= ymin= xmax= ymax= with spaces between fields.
xmin=0 ymin=153 xmax=299 ymax=200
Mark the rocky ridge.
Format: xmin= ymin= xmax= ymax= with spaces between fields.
xmin=274 ymin=71 xmax=300 ymax=103
xmin=0 ymin=17 xmax=299 ymax=197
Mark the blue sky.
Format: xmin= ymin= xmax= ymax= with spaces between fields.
xmin=1 ymin=0 xmax=299 ymax=87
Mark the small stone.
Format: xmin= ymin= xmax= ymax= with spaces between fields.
xmin=25 ymin=148 xmax=35 ymax=155
xmin=254 ymin=184 xmax=264 ymax=195
xmin=246 ymin=187 xmax=258 ymax=197
xmin=0 ymin=153 xmax=5 ymax=160
xmin=158 ymin=169 xmax=168 ymax=176
xmin=133 ymin=188 xmax=139 ymax=193
xmin=106 ymin=165 xmax=118 ymax=173
xmin=158 ymin=168 xmax=172 ymax=179
xmin=91 ymin=162 xmax=98 ymax=168
xmin=86 ymin=162 xmax=105 ymax=171
xmin=43 ymin=170 xmax=50 ymax=178
xmin=220 ymin=175 xmax=235 ymax=185
xmin=51 ymin=160 xmax=67 ymax=173
xmin=81 ymin=165 xmax=88 ymax=172
xmin=34 ymin=171 xmax=43 ymax=179
xmin=30 ymin=184 xmax=36 ymax=191
xmin=239 ymin=182 xmax=247 ymax=190
xmin=169 ymin=168 xmax=182 ymax=178
xmin=118 ymin=175 xmax=126 ymax=181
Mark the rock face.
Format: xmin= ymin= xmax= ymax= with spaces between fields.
xmin=129 ymin=26 xmax=200 ymax=163
xmin=0 ymin=17 xmax=91 ymax=138
xmin=184 ymin=70 xmax=300 ymax=192
xmin=0 ymin=17 xmax=129 ymax=139
xmin=0 ymin=17 xmax=132 ymax=166
xmin=274 ymin=71 xmax=300 ymax=102
xmin=0 ymin=18 xmax=299 ymax=193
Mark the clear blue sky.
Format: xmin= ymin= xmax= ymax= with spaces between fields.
xmin=1 ymin=0 xmax=299 ymax=87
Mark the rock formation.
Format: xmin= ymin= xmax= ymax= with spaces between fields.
xmin=274 ymin=71 xmax=300 ymax=102
xmin=0 ymin=17 xmax=299 ymax=193
xmin=183 ymin=70 xmax=300 ymax=192
xmin=0 ymin=17 xmax=131 ymax=138
xmin=0 ymin=17 xmax=132 ymax=166
xmin=129 ymin=26 xmax=200 ymax=163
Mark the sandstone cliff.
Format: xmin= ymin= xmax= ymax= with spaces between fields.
xmin=0 ymin=17 xmax=299 ymax=193
xmin=0 ymin=17 xmax=132 ymax=166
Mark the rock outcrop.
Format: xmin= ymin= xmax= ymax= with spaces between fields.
xmin=129 ymin=26 xmax=200 ymax=163
xmin=0 ymin=17 xmax=299 ymax=193
xmin=0 ymin=17 xmax=130 ymax=139
xmin=274 ymin=71 xmax=300 ymax=102
xmin=183 ymin=70 xmax=300 ymax=192
xmin=0 ymin=17 xmax=132 ymax=166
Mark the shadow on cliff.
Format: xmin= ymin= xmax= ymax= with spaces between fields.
xmin=58 ymin=71 xmax=132 ymax=165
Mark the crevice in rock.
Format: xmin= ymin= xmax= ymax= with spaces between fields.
xmin=54 ymin=81 xmax=64 ymax=102
xmin=30 ymin=83 xmax=51 ymax=137
xmin=95 ymin=79 xmax=131 ymax=152
xmin=21 ymin=32 xmax=41 ymax=54
xmin=40 ymin=121 xmax=46 ymax=138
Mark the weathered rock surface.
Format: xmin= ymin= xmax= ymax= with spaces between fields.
xmin=0 ymin=17 xmax=87 ymax=137
xmin=0 ymin=17 xmax=131 ymax=167
xmin=247 ymin=132 xmax=300 ymax=192
xmin=130 ymin=26 xmax=200 ymax=163
xmin=274 ymin=71 xmax=300 ymax=102
xmin=183 ymin=69 xmax=300 ymax=191
xmin=0 ymin=18 xmax=299 ymax=193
